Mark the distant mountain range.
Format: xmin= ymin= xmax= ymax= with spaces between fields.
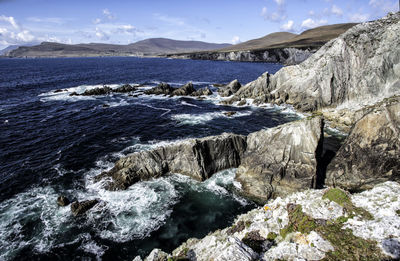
xmin=4 ymin=38 xmax=231 ymax=58
xmin=3 ymin=23 xmax=358 ymax=59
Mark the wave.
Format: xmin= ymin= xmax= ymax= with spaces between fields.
xmin=171 ymin=110 xmax=253 ymax=125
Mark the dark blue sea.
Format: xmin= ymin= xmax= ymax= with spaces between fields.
xmin=0 ymin=57 xmax=297 ymax=260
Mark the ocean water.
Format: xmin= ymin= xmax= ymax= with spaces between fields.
xmin=0 ymin=57 xmax=297 ymax=260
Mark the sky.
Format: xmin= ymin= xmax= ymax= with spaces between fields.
xmin=0 ymin=0 xmax=398 ymax=49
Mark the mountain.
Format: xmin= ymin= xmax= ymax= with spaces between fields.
xmin=168 ymin=23 xmax=358 ymax=64
xmin=0 ymin=43 xmax=39 ymax=56
xmin=6 ymin=38 xmax=231 ymax=58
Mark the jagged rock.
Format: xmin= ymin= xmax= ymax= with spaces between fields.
xmin=235 ymin=117 xmax=324 ymax=204
xmin=231 ymin=13 xmax=400 ymax=124
xmin=53 ymin=89 xmax=64 ymax=93
xmin=144 ymin=83 xmax=174 ymax=95
xmin=223 ymin=111 xmax=237 ymax=117
xmin=241 ymin=230 xmax=266 ymax=253
xmin=81 ymin=86 xmax=112 ymax=96
xmin=144 ymin=249 xmax=168 ymax=261
xmin=171 ymin=82 xmax=196 ymax=96
xmin=113 ymin=84 xmax=137 ymax=93
xmin=57 ymin=195 xmax=70 ymax=206
xmin=218 ymin=79 xmax=241 ymax=97
xmin=325 ymin=98 xmax=400 ymax=191
xmin=69 ymin=92 xmax=79 ymax=96
xmin=96 ymin=133 xmax=247 ymax=190
xmin=132 ymin=256 xmax=142 ymax=261
xmin=70 ymin=199 xmax=99 ymax=216
xmin=191 ymin=87 xmax=213 ymax=96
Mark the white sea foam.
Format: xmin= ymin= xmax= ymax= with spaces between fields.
xmin=180 ymin=101 xmax=201 ymax=108
xmin=171 ymin=110 xmax=252 ymax=125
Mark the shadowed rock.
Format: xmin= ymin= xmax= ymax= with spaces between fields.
xmin=70 ymin=199 xmax=99 ymax=216
xmin=326 ymin=97 xmax=400 ymax=191
xmin=96 ymin=133 xmax=247 ymax=190
xmin=218 ymin=79 xmax=241 ymax=97
xmin=57 ymin=195 xmax=70 ymax=206
xmin=144 ymin=82 xmax=174 ymax=95
xmin=171 ymin=82 xmax=196 ymax=96
xmin=191 ymin=87 xmax=213 ymax=96
xmin=113 ymin=84 xmax=137 ymax=93
xmin=81 ymin=86 xmax=112 ymax=96
xmin=235 ymin=117 xmax=324 ymax=204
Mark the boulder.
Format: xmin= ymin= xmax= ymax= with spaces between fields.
xmin=223 ymin=111 xmax=237 ymax=117
xmin=191 ymin=87 xmax=213 ymax=96
xmin=81 ymin=86 xmax=112 ymax=96
xmin=235 ymin=117 xmax=324 ymax=204
xmin=113 ymin=84 xmax=137 ymax=93
xmin=218 ymin=79 xmax=241 ymax=97
xmin=144 ymin=248 xmax=168 ymax=261
xmin=70 ymin=199 xmax=99 ymax=216
xmin=325 ymin=98 xmax=400 ymax=191
xmin=171 ymin=82 xmax=196 ymax=96
xmin=97 ymin=133 xmax=247 ymax=190
xmin=57 ymin=195 xmax=70 ymax=206
xmin=144 ymin=83 xmax=174 ymax=95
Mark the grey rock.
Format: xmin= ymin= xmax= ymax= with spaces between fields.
xmin=70 ymin=199 xmax=99 ymax=216
xmin=97 ymin=133 xmax=247 ymax=190
xmin=326 ymin=97 xmax=400 ymax=191
xmin=81 ymin=86 xmax=112 ymax=96
xmin=144 ymin=248 xmax=168 ymax=261
xmin=113 ymin=84 xmax=137 ymax=93
xmin=57 ymin=195 xmax=70 ymax=206
xmin=144 ymin=83 xmax=174 ymax=95
xmin=191 ymin=87 xmax=213 ymax=96
xmin=218 ymin=79 xmax=241 ymax=97
xmin=230 ymin=13 xmax=400 ymax=121
xmin=235 ymin=117 xmax=324 ymax=204
xmin=171 ymin=82 xmax=196 ymax=96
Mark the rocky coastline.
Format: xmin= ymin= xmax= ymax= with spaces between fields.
xmin=61 ymin=12 xmax=400 ymax=260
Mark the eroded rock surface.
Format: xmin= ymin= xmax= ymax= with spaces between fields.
xmin=218 ymin=79 xmax=241 ymax=97
xmin=70 ymin=199 xmax=99 ymax=216
xmin=235 ymin=117 xmax=324 ymax=204
xmin=326 ymin=98 xmax=400 ymax=191
xmin=97 ymin=133 xmax=247 ymax=190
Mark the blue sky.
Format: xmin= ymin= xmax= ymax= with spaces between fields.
xmin=0 ymin=0 xmax=398 ymax=49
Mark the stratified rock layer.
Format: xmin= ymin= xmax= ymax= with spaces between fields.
xmin=326 ymin=98 xmax=400 ymax=191
xmin=98 ymin=133 xmax=247 ymax=190
xmin=235 ymin=117 xmax=324 ymax=203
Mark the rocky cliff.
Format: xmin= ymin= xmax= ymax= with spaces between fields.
xmin=227 ymin=12 xmax=400 ymax=129
xmin=168 ymin=47 xmax=317 ymax=65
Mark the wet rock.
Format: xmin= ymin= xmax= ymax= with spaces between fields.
xmin=113 ymin=84 xmax=137 ymax=93
xmin=97 ymin=133 xmax=247 ymax=190
xmin=218 ymin=79 xmax=241 ymax=97
xmin=54 ymin=89 xmax=64 ymax=93
xmin=171 ymin=82 xmax=195 ymax=96
xmin=57 ymin=195 xmax=70 ymax=206
xmin=326 ymin=98 xmax=400 ymax=191
xmin=144 ymin=82 xmax=174 ymax=95
xmin=69 ymin=92 xmax=79 ymax=96
xmin=102 ymin=104 xmax=110 ymax=108
xmin=191 ymin=87 xmax=213 ymax=96
xmin=81 ymin=86 xmax=112 ymax=96
xmin=223 ymin=111 xmax=237 ymax=117
xmin=70 ymin=199 xmax=99 ymax=216
xmin=235 ymin=117 xmax=324 ymax=204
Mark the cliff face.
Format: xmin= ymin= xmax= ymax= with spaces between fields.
xmin=169 ymin=47 xmax=317 ymax=65
xmin=229 ymin=12 xmax=400 ymax=126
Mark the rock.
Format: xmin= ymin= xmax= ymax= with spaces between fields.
xmin=223 ymin=111 xmax=237 ymax=117
xmin=218 ymin=79 xmax=241 ymax=97
xmin=57 ymin=195 xmax=70 ymax=206
xmin=241 ymin=230 xmax=266 ymax=253
xmin=231 ymin=13 xmax=400 ymax=125
xmin=191 ymin=87 xmax=213 ymax=96
xmin=81 ymin=86 xmax=112 ymax=96
xmin=237 ymin=99 xmax=247 ymax=106
xmin=102 ymin=104 xmax=110 ymax=108
xmin=69 ymin=92 xmax=79 ymax=96
xmin=97 ymin=133 xmax=247 ymax=190
xmin=132 ymin=256 xmax=143 ymax=261
xmin=325 ymin=97 xmax=400 ymax=191
xmin=144 ymin=248 xmax=168 ymax=261
xmin=171 ymin=82 xmax=195 ymax=96
xmin=70 ymin=199 xmax=99 ymax=216
xmin=54 ymin=89 xmax=64 ymax=93
xmin=144 ymin=83 xmax=174 ymax=95
xmin=235 ymin=117 xmax=324 ymax=203
xmin=113 ymin=84 xmax=137 ymax=93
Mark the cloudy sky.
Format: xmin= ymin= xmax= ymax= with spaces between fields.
xmin=0 ymin=0 xmax=398 ymax=49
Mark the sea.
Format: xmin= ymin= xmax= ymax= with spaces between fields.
xmin=0 ymin=57 xmax=300 ymax=260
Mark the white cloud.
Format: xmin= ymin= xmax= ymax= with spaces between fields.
xmin=274 ymin=0 xmax=285 ymax=5
xmin=153 ymin=13 xmax=185 ymax=26
xmin=369 ymin=0 xmax=398 ymax=14
xmin=231 ymin=36 xmax=241 ymax=44
xmin=114 ymin=24 xmax=137 ymax=35
xmin=0 ymin=15 xmax=19 ymax=29
xmin=261 ymin=6 xmax=287 ymax=22
xmin=281 ymin=20 xmax=294 ymax=31
xmin=301 ymin=18 xmax=328 ymax=29
xmin=26 ymin=17 xmax=64 ymax=24
xmin=102 ymin=9 xmax=115 ymax=20
xmin=95 ymin=27 xmax=109 ymax=40
xmin=349 ymin=13 xmax=370 ymax=22
xmin=331 ymin=5 xmax=343 ymax=17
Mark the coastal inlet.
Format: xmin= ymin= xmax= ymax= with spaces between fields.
xmin=0 ymin=57 xmax=300 ymax=260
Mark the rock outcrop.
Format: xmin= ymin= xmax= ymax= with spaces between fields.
xmin=96 ymin=133 xmax=247 ymax=190
xmin=144 ymin=82 xmax=174 ymax=95
xmin=325 ymin=97 xmax=400 ymax=191
xmin=57 ymin=195 xmax=70 ymax=206
xmin=227 ymin=12 xmax=400 ymax=126
xmin=70 ymin=199 xmax=99 ymax=216
xmin=218 ymin=79 xmax=241 ymax=97
xmin=191 ymin=87 xmax=213 ymax=96
xmin=235 ymin=117 xmax=324 ymax=204
xmin=171 ymin=82 xmax=195 ymax=96
xmin=144 ymin=82 xmax=211 ymax=97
